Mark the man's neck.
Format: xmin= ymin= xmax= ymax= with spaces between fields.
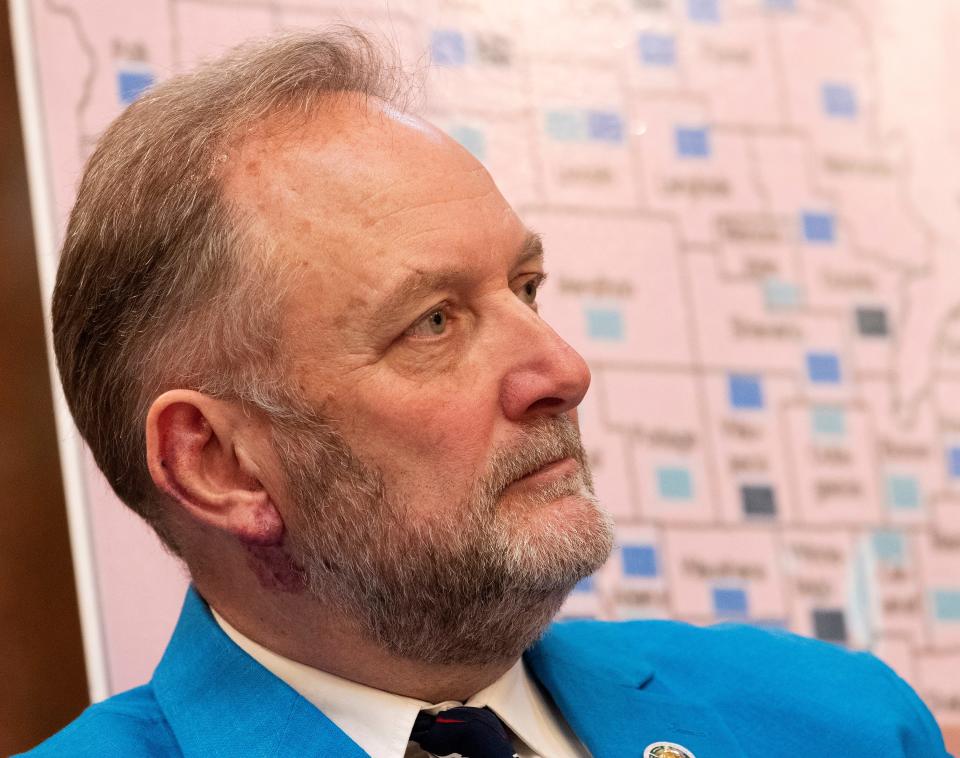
xmin=203 ymin=583 xmax=517 ymax=703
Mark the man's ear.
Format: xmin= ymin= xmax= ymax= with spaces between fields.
xmin=145 ymin=389 xmax=284 ymax=546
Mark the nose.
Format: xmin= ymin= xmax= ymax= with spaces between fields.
xmin=498 ymin=307 xmax=592 ymax=422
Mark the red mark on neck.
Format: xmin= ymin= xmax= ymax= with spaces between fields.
xmin=243 ymin=543 xmax=308 ymax=594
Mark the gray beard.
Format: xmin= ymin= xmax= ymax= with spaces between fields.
xmin=273 ymin=413 xmax=614 ymax=665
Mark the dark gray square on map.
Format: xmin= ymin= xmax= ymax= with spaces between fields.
xmin=475 ymin=33 xmax=511 ymax=66
xmin=856 ymin=307 xmax=889 ymax=337
xmin=813 ymin=609 xmax=848 ymax=643
xmin=741 ymin=485 xmax=777 ymax=517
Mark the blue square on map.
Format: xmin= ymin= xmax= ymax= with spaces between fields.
xmin=657 ymin=466 xmax=693 ymax=500
xmin=622 ymin=545 xmax=658 ymax=578
xmin=933 ymin=590 xmax=960 ymax=621
xmin=728 ymin=374 xmax=764 ymax=410
xmin=887 ymin=475 xmax=921 ymax=509
xmin=822 ymin=82 xmax=858 ymax=118
xmin=872 ymin=530 xmax=905 ymax=567
xmin=675 ymin=126 xmax=711 ymax=158
xmin=806 ymin=352 xmax=841 ymax=384
xmin=431 ymin=29 xmax=467 ymax=67
xmin=713 ymin=587 xmax=748 ymax=618
xmin=117 ymin=69 xmax=154 ymax=105
xmin=948 ymin=447 xmax=960 ymax=478
xmin=801 ymin=211 xmax=836 ymax=243
xmin=448 ymin=125 xmax=486 ymax=161
xmin=638 ymin=33 xmax=676 ymax=66
xmin=587 ymin=111 xmax=625 ymax=143
xmin=573 ymin=576 xmax=596 ymax=593
xmin=545 ymin=109 xmax=587 ymax=141
xmin=688 ymin=0 xmax=720 ymax=23
xmin=586 ymin=307 xmax=625 ymax=340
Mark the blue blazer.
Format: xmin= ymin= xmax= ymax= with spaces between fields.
xmin=23 ymin=587 xmax=949 ymax=757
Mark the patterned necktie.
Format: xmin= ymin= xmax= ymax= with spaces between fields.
xmin=410 ymin=705 xmax=520 ymax=758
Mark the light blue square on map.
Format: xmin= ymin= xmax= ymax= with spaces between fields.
xmin=675 ymin=126 xmax=711 ymax=158
xmin=448 ymin=125 xmax=486 ymax=161
xmin=932 ymin=590 xmax=960 ymax=622
xmin=657 ymin=466 xmax=694 ymax=500
xmin=688 ymin=0 xmax=720 ymax=24
xmin=728 ymin=374 xmax=764 ymax=410
xmin=713 ymin=587 xmax=748 ymax=617
xmin=587 ymin=111 xmax=625 ymax=143
xmin=431 ymin=29 xmax=467 ymax=67
xmin=622 ymin=545 xmax=659 ymax=577
xmin=763 ymin=278 xmax=801 ymax=310
xmin=887 ymin=475 xmax=921 ymax=510
xmin=545 ymin=109 xmax=587 ymax=141
xmin=638 ymin=33 xmax=677 ymax=66
xmin=585 ymin=307 xmax=625 ymax=340
xmin=947 ymin=447 xmax=960 ymax=478
xmin=806 ymin=351 xmax=841 ymax=384
xmin=573 ymin=576 xmax=596 ymax=593
xmin=822 ymin=82 xmax=858 ymax=118
xmin=872 ymin=530 xmax=905 ymax=567
xmin=811 ymin=405 xmax=845 ymax=437
xmin=117 ymin=69 xmax=154 ymax=105
xmin=751 ymin=618 xmax=788 ymax=631
xmin=801 ymin=211 xmax=836 ymax=243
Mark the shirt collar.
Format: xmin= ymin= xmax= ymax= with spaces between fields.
xmin=213 ymin=609 xmax=575 ymax=758
xmin=213 ymin=608 xmax=425 ymax=758
xmin=465 ymin=656 xmax=583 ymax=758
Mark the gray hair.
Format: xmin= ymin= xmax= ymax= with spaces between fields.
xmin=52 ymin=29 xmax=405 ymax=552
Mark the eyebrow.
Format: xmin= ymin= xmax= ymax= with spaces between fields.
xmin=375 ymin=229 xmax=545 ymax=324
xmin=517 ymin=231 xmax=544 ymax=266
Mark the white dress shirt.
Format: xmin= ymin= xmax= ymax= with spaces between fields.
xmin=212 ymin=609 xmax=589 ymax=757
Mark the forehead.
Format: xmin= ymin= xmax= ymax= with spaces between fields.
xmin=221 ymin=95 xmax=527 ymax=340
xmin=224 ymin=95 xmax=498 ymax=231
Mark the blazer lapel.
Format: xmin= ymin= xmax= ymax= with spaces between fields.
xmin=152 ymin=587 xmax=368 ymax=758
xmin=525 ymin=622 xmax=747 ymax=758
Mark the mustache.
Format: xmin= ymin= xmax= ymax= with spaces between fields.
xmin=478 ymin=415 xmax=588 ymax=498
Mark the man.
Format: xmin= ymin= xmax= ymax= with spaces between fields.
xmin=25 ymin=29 xmax=948 ymax=758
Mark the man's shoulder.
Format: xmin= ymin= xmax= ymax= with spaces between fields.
xmin=542 ymin=616 xmax=910 ymax=691
xmin=546 ymin=615 xmax=879 ymax=672
xmin=17 ymin=684 xmax=181 ymax=757
xmin=537 ymin=617 xmax=948 ymax=754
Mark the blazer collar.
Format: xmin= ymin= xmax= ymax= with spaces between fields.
xmin=524 ymin=621 xmax=747 ymax=758
xmin=153 ymin=590 xmax=746 ymax=758
xmin=152 ymin=587 xmax=367 ymax=758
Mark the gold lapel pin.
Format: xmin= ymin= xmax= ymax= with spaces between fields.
xmin=643 ymin=742 xmax=697 ymax=758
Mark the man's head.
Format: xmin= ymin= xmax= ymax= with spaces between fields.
xmin=54 ymin=30 xmax=613 ymax=664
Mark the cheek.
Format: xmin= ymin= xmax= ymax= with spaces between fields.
xmin=350 ymin=377 xmax=501 ymax=479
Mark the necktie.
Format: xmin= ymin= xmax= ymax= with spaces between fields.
xmin=411 ymin=705 xmax=520 ymax=758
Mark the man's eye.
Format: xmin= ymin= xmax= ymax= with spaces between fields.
xmin=518 ymin=275 xmax=546 ymax=307
xmin=406 ymin=308 xmax=448 ymax=338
